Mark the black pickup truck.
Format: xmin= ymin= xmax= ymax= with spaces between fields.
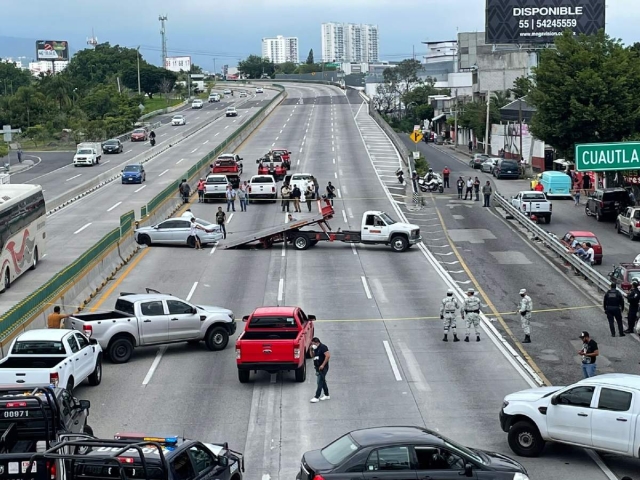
xmin=0 ymin=386 xmax=92 ymax=480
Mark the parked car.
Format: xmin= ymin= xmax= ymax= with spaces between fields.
xmin=298 ymin=426 xmax=528 ymax=480
xmin=510 ymin=191 xmax=552 ymax=224
xmin=248 ymin=175 xmax=277 ymax=203
xmin=615 ymin=206 xmax=640 ymax=239
xmin=134 ymin=215 xmax=223 ymax=247
xmin=171 ymin=114 xmax=186 ymax=126
xmin=130 ymin=128 xmax=148 ymax=142
xmin=102 ymin=138 xmax=123 ymax=154
xmin=469 ymin=153 xmax=488 ymax=169
xmin=204 ymin=174 xmax=232 ymax=201
xmin=480 ymin=158 xmax=498 ymax=173
xmin=560 ymin=230 xmax=603 ymax=265
xmin=121 ymin=164 xmax=146 ymax=184
xmin=538 ymin=171 xmax=572 ymax=197
xmin=585 ymin=188 xmax=631 ymax=222
xmin=493 ymin=159 xmax=520 ymax=179
xmin=608 ymin=263 xmax=640 ymax=291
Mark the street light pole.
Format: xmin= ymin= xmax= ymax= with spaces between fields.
xmin=136 ymin=46 xmax=141 ymax=95
xmin=484 ymin=91 xmax=491 ymax=155
xmin=453 ymin=88 xmax=458 ymax=149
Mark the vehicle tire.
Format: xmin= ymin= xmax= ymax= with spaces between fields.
xmin=66 ymin=377 xmax=74 ymax=393
xmin=205 ymin=326 xmax=229 ymax=351
xmin=545 ymin=215 xmax=551 ymax=225
xmin=438 ymin=186 xmax=444 ymax=193
xmin=293 ymin=234 xmax=310 ymax=250
xmin=294 ymin=361 xmax=306 ymax=383
xmin=585 ymin=205 xmax=591 ymax=217
xmin=87 ymin=355 xmax=103 ymax=386
xmin=309 ymin=240 xmax=318 ymax=247
xmin=507 ymin=420 xmax=545 ymax=457
xmin=108 ymin=337 xmax=134 ymax=364
xmin=3 ymin=267 xmax=10 ymax=292
xmin=187 ymin=236 xmax=196 ymax=248
xmin=138 ymin=234 xmax=152 ymax=246
xmin=616 ymin=222 xmax=622 ymax=234
xmin=630 ymin=228 xmax=635 ymax=241
xmin=238 ymin=369 xmax=250 ymax=383
xmin=390 ymin=235 xmax=409 ymax=252
xmin=75 ymin=424 xmax=94 ymax=454
xmin=29 ymin=247 xmax=38 ymax=271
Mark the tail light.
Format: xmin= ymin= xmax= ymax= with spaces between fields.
xmin=50 ymin=372 xmax=59 ymax=387
xmin=117 ymin=458 xmax=135 ymax=464
xmin=313 ymin=475 xmax=325 ymax=480
xmin=635 ymin=221 xmax=640 ymax=228
xmin=522 ymin=204 xmax=526 ymax=211
xmin=272 ymin=187 xmax=275 ymax=193
xmin=6 ymin=401 xmax=27 ymax=408
xmin=83 ymin=324 xmax=93 ymax=337
xmin=47 ymin=461 xmax=56 ymax=480
xmin=236 ymin=348 xmax=241 ymax=359
xmin=248 ymin=186 xmax=252 ymax=193
xmin=294 ymin=345 xmax=300 ymax=359
xmin=622 ymin=282 xmax=631 ymax=290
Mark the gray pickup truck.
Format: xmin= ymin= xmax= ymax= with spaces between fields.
xmin=68 ymin=290 xmax=236 ymax=364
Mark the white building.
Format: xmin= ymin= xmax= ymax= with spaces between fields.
xmin=28 ymin=60 xmax=68 ymax=76
xmin=261 ymin=36 xmax=299 ymax=64
xmin=321 ymin=23 xmax=379 ymax=63
xmin=423 ymin=41 xmax=457 ymax=65
xmin=1 ymin=58 xmax=27 ymax=69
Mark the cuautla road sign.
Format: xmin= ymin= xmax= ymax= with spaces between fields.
xmin=410 ymin=131 xmax=423 ymax=143
xmin=575 ymin=142 xmax=640 ymax=172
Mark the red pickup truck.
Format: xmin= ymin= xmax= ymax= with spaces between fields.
xmin=235 ymin=306 xmax=315 ymax=383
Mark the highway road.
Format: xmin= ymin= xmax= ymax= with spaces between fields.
xmin=72 ymin=84 xmax=614 ymax=480
xmin=11 ymin=93 xmax=259 ymax=201
xmin=0 ymin=89 xmax=278 ymax=315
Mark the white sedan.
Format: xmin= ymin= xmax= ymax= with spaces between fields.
xmin=191 ymin=99 xmax=204 ymax=109
xmin=223 ymin=89 xmax=232 ymax=95
xmin=134 ymin=215 xmax=223 ymax=247
xmin=256 ymin=87 xmax=264 ymax=93
xmin=171 ymin=114 xmax=186 ymax=126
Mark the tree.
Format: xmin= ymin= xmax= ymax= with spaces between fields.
xmin=511 ymin=76 xmax=532 ymax=99
xmin=189 ymin=64 xmax=203 ymax=74
xmin=23 ymin=125 xmax=47 ymax=148
xmin=395 ymin=59 xmax=422 ymax=102
xmin=458 ymin=91 xmax=510 ymax=144
xmin=39 ymin=73 xmax=73 ymax=111
xmin=0 ymin=62 xmax=32 ymax=94
xmin=0 ymin=141 xmax=8 ymax=159
xmin=238 ymin=55 xmax=275 ymax=79
xmin=374 ymin=84 xmax=396 ymax=114
xmin=275 ymin=62 xmax=297 ymax=74
xmin=529 ymin=30 xmax=640 ymax=161
xmin=158 ymin=77 xmax=173 ymax=103
xmin=306 ymin=49 xmax=314 ymax=65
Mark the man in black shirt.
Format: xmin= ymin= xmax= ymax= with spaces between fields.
xmin=625 ymin=280 xmax=640 ymax=333
xmin=603 ymin=283 xmax=625 ymax=337
xmin=310 ymin=337 xmax=330 ymax=403
xmin=578 ymin=331 xmax=598 ymax=378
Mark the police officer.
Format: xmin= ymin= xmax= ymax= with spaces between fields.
xmin=440 ymin=289 xmax=460 ymax=342
xmin=603 ymin=282 xmax=625 ymax=337
xmin=625 ymin=280 xmax=640 ymax=334
xmin=461 ymin=288 xmax=481 ymax=342
xmin=518 ymin=288 xmax=532 ymax=344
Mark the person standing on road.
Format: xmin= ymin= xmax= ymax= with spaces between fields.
xmin=578 ymin=331 xmax=599 ymax=378
xmin=48 ymin=306 xmax=71 ymax=329
xmin=291 ymin=185 xmax=302 ymax=212
xmin=626 ymin=280 xmax=640 ymax=334
xmin=216 ymin=207 xmax=227 ymax=239
xmin=573 ymin=186 xmax=581 ymax=206
xmin=281 ymin=183 xmax=291 ymax=212
xmin=326 ymin=182 xmax=336 ymax=206
xmin=462 ymin=288 xmax=481 ymax=342
xmin=482 ymin=181 xmax=492 ymax=207
xmin=225 ymin=185 xmax=236 ymax=212
xmin=179 ymin=179 xmax=190 ymax=203
xmin=442 ymin=167 xmax=450 ymax=188
xmin=473 ymin=177 xmax=480 ymax=201
xmin=464 ymin=177 xmax=473 ymax=200
xmin=237 ymin=185 xmax=247 ymax=212
xmin=17 ymin=148 xmax=23 ymax=163
xmin=310 ymin=337 xmax=330 ymax=403
xmin=305 ymin=184 xmax=315 ymax=212
xmin=311 ymin=176 xmax=320 ymax=198
xmin=518 ymin=289 xmax=532 ymax=343
xmin=440 ymin=289 xmax=460 ymax=342
xmin=197 ymin=178 xmax=206 ymax=203
xmin=242 ymin=181 xmax=250 ymax=210
xmin=456 ymin=177 xmax=464 ymax=199
xmin=603 ymin=282 xmax=625 ymax=337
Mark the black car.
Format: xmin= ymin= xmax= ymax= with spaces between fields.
xmin=586 ymin=187 xmax=631 ymax=222
xmin=298 ymin=426 xmax=528 ymax=480
xmin=493 ymin=159 xmax=520 ymax=179
xmin=102 ymin=138 xmax=123 ymax=154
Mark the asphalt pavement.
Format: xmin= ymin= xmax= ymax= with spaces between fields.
xmin=0 ymin=90 xmax=277 ymax=316
xmin=71 ymin=84 xmax=614 ymax=480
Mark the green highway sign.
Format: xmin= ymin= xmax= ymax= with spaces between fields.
xmin=575 ymin=142 xmax=640 ymax=172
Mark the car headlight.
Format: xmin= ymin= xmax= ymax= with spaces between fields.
xmin=513 ymin=473 xmax=529 ymax=480
xmin=230 ymin=312 xmax=235 ymax=321
xmin=502 ymin=401 xmax=509 ymax=409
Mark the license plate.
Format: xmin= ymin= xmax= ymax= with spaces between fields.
xmin=3 ymin=410 xmax=28 ymax=418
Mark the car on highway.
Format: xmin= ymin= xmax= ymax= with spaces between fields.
xmin=208 ymin=92 xmax=221 ymax=102
xmin=134 ymin=215 xmax=223 ymax=247
xmin=223 ymin=89 xmax=232 ymax=95
xmin=480 ymin=158 xmax=498 ymax=173
xmin=560 ymin=230 xmax=603 ymax=265
xmin=192 ymin=99 xmax=204 ymax=109
xmin=130 ymin=128 xmax=148 ymax=142
xmin=297 ymin=426 xmax=528 ymax=480
xmin=257 ymin=155 xmax=287 ymax=180
xmin=492 ymin=158 xmax=520 ymax=179
xmin=73 ymin=142 xmax=102 ymax=166
xmin=270 ymin=148 xmax=291 ymax=169
xmin=101 ymin=138 xmax=123 ymax=154
xmin=226 ymin=106 xmax=238 ymax=117
xmin=213 ymin=153 xmax=243 ymax=175
xmin=0 ymin=329 xmax=103 ymax=391
xmin=121 ymin=164 xmax=146 ymax=184
xmin=615 ymin=206 xmax=640 ymax=240
xmin=239 ymin=90 xmax=247 ymax=97
xmin=469 ymin=153 xmax=488 ymax=169
xmin=256 ymin=87 xmax=264 ymax=93
xmin=68 ymin=290 xmax=236 ymax=363
xmin=171 ymin=114 xmax=186 ymax=126
xmin=585 ymin=187 xmax=631 ymax=222
xmin=608 ymin=263 xmax=640 ymax=291
xmin=248 ymin=175 xmax=277 ymax=203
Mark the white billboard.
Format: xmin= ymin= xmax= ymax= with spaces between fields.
xmin=165 ymin=56 xmax=191 ymax=72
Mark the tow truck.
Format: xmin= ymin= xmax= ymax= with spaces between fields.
xmin=211 ymin=154 xmax=243 ymax=188
xmin=21 ymin=434 xmax=244 ymax=480
xmin=223 ymin=199 xmax=421 ymax=252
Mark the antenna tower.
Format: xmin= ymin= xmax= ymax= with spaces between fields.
xmin=159 ymin=15 xmax=168 ymax=67
xmin=87 ymin=29 xmax=98 ymax=48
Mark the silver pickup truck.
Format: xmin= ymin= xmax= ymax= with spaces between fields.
xmin=510 ymin=191 xmax=552 ymax=224
xmin=68 ymin=290 xmax=236 ymax=364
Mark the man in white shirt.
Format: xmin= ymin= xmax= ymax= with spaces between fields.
xmin=464 ymin=177 xmax=473 ymax=200
xmin=584 ymin=242 xmax=595 ymax=264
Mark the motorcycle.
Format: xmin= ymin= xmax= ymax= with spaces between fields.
xmin=418 ymin=173 xmax=444 ymax=193
xmin=150 ymin=137 xmax=156 ymax=147
xmin=396 ymin=169 xmax=404 ymax=184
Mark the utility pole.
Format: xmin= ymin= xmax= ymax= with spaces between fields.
xmin=159 ymin=15 xmax=168 ymax=67
xmin=453 ymin=88 xmax=458 ymax=148
xmin=518 ymin=98 xmax=523 ymax=162
xmin=484 ymin=91 xmax=491 ymax=155
xmin=213 ymin=58 xmax=216 ymax=78
xmin=136 ymin=46 xmax=141 ymax=95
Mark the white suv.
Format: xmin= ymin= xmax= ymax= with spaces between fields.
xmin=192 ymin=99 xmax=204 ymax=109
xmin=226 ymin=107 xmax=238 ymax=117
xmin=255 ymin=87 xmax=264 ymax=94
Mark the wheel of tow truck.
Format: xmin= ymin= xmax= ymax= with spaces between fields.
xmin=205 ymin=326 xmax=229 ymax=351
xmin=293 ymin=234 xmax=310 ymax=250
xmin=309 ymin=240 xmax=318 ymax=247
xmin=238 ymin=369 xmax=250 ymax=383
xmin=294 ymin=361 xmax=306 ymax=383
xmin=507 ymin=421 xmax=545 ymax=457
xmin=390 ymin=235 xmax=409 ymax=252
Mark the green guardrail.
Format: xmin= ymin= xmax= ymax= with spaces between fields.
xmin=0 ymin=210 xmax=137 ymax=342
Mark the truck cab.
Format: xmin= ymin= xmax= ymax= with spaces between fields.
xmin=359 ymin=211 xmax=421 ymax=250
xmin=73 ymin=143 xmax=102 ymax=166
xmin=213 ymin=154 xmax=243 ymax=175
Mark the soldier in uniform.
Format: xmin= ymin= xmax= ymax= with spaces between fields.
xmin=440 ymin=289 xmax=460 ymax=342
xmin=461 ymin=288 xmax=481 ymax=342
xmin=519 ymin=288 xmax=532 ymax=344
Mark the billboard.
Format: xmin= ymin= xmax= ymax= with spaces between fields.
xmin=486 ymin=0 xmax=605 ymax=44
xmin=165 ymin=56 xmax=192 ymax=72
xmin=36 ymin=40 xmax=69 ymax=61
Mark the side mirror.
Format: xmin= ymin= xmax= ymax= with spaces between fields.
xmin=153 ymin=225 xmax=159 ymax=229
xmin=256 ymin=159 xmax=261 ymax=164
xmin=550 ymin=395 xmax=558 ymax=406
xmin=79 ymin=400 xmax=91 ymax=410
xmin=191 ymin=307 xmax=198 ymax=314
xmin=218 ymin=456 xmax=229 ymax=467
xmin=121 ymin=170 xmax=123 ymax=173
xmin=239 ymin=157 xmax=243 ymax=161
xmin=462 ymin=463 xmax=473 ymax=477
xmin=242 ymin=315 xmax=249 ymax=322
xmin=308 ymin=315 xmax=316 ymax=321
xmin=287 ymin=151 xmax=292 ymax=155
xmin=89 ymin=338 xmax=98 ymax=345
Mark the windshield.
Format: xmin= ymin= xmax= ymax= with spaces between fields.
xmin=292 ymin=175 xmax=311 ymax=181
xmin=105 ymin=140 xmax=118 ymax=145
xmin=444 ymin=440 xmax=484 ymax=465
xmin=227 ymin=108 xmax=236 ymax=111
xmin=133 ymin=129 xmax=145 ymax=134
xmin=77 ymin=149 xmax=92 ymax=154
xmin=123 ymin=166 xmax=141 ymax=173
xmin=629 ymin=271 xmax=640 ymax=283
xmin=172 ymin=115 xmax=183 ymax=119
xmin=574 ymin=236 xmax=598 ymax=245
xmin=252 ymin=177 xmax=274 ymax=183
xmin=12 ymin=341 xmax=65 ymax=355
xmin=249 ymin=316 xmax=296 ymax=328
xmin=379 ymin=213 xmax=397 ymax=225
xmin=321 ymin=434 xmax=359 ymax=465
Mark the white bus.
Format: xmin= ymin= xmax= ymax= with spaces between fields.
xmin=0 ymin=184 xmax=46 ymax=292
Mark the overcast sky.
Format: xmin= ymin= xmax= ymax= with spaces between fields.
xmin=3 ymin=0 xmax=639 ymax=69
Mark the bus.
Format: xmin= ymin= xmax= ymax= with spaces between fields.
xmin=0 ymin=184 xmax=46 ymax=292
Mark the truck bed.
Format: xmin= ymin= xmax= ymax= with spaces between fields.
xmin=0 ymin=357 xmax=64 ymax=369
xmin=240 ymin=331 xmax=299 ymax=340
xmin=71 ymin=311 xmax=132 ymax=322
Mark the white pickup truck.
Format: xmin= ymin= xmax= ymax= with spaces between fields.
xmin=67 ymin=290 xmax=236 ymax=363
xmin=248 ymin=175 xmax=277 ymax=203
xmin=73 ymin=142 xmax=102 ymax=166
xmin=0 ymin=329 xmax=103 ymax=391
xmin=510 ymin=191 xmax=552 ymax=224
xmin=204 ymin=174 xmax=231 ymax=202
xmin=500 ymin=373 xmax=640 ymax=458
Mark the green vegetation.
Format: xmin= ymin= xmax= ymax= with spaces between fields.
xmin=237 ymin=54 xmax=338 ymax=79
xmin=143 ymin=96 xmax=183 ymax=114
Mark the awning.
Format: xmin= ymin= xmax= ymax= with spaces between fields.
xmin=431 ymin=113 xmax=447 ymax=122
xmin=553 ymin=159 xmax=574 ymax=167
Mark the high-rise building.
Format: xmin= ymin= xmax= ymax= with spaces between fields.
xmin=261 ymin=36 xmax=299 ymax=64
xmin=321 ymin=23 xmax=379 ymax=63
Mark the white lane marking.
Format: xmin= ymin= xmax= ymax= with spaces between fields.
xmin=160 ymin=133 xmax=167 ymax=137
xmin=383 ymin=340 xmax=403 ymax=381
xmin=334 ymin=172 xmax=338 ymax=179
xmin=332 ymin=158 xmax=335 ymax=164
xmin=215 ymin=132 xmax=220 ymax=136
xmin=176 ymin=158 xmax=185 ymax=164
xmin=195 ymin=116 xmax=200 ymax=120
xmin=225 ymin=125 xmax=229 ymax=129
xmin=332 ymin=146 xmax=335 ymax=151
xmin=102 ymin=160 xmax=110 ymax=165
xmin=203 ymin=140 xmax=209 ymax=145
xmin=142 ymin=346 xmax=167 ymax=386
xmin=186 ymin=281 xmax=198 ymax=301
xmin=227 ymin=213 xmax=234 ymax=224
xmin=275 ymin=136 xmax=279 ymax=141
xmin=398 ymin=341 xmax=431 ymax=392
xmin=299 ymin=148 xmax=303 ymax=153
xmin=361 ymin=276 xmax=372 ymax=299
xmin=342 ymin=185 xmax=347 ymax=195
xmin=342 ymin=210 xmax=348 ymax=223
xmin=337 ymin=189 xmax=342 ymax=198
xmin=135 ymin=185 xmax=146 ymax=193
xmin=107 ymin=202 xmax=122 ymax=212
xmin=191 ymin=148 xmax=199 ymax=153
xmin=279 ymin=129 xmax=283 ymax=134
xmin=277 ymin=278 xmax=284 ymax=302
xmin=66 ymin=174 xmax=82 ymax=182
xmin=351 ymin=244 xmax=357 ymax=255
xmin=281 ymin=242 xmax=286 ymax=257
xmin=347 ymin=207 xmax=354 ymax=219
xmin=339 ymin=169 xmax=344 ymax=176
xmin=296 ymin=159 xmax=300 ymax=165
xmin=158 ymin=169 xmax=169 ymax=177
xmin=125 ymin=149 xmax=132 ymax=154
xmin=210 ymin=245 xmax=217 ymax=256
xmin=283 ymin=123 xmax=287 ymax=128
xmin=284 ymin=212 xmax=289 ymax=223
xmin=272 ymin=142 xmax=275 ymax=147
xmin=74 ymin=223 xmax=92 ymax=235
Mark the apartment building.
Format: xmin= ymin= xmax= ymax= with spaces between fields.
xmin=261 ymin=36 xmax=299 ymax=64
xmin=321 ymin=23 xmax=379 ymax=63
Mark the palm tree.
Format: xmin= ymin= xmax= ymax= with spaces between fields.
xmin=491 ymin=90 xmax=511 ymax=110
xmin=41 ymin=74 xmax=73 ymax=111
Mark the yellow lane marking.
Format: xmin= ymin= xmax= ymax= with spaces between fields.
xmin=432 ymin=203 xmax=552 ymax=386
